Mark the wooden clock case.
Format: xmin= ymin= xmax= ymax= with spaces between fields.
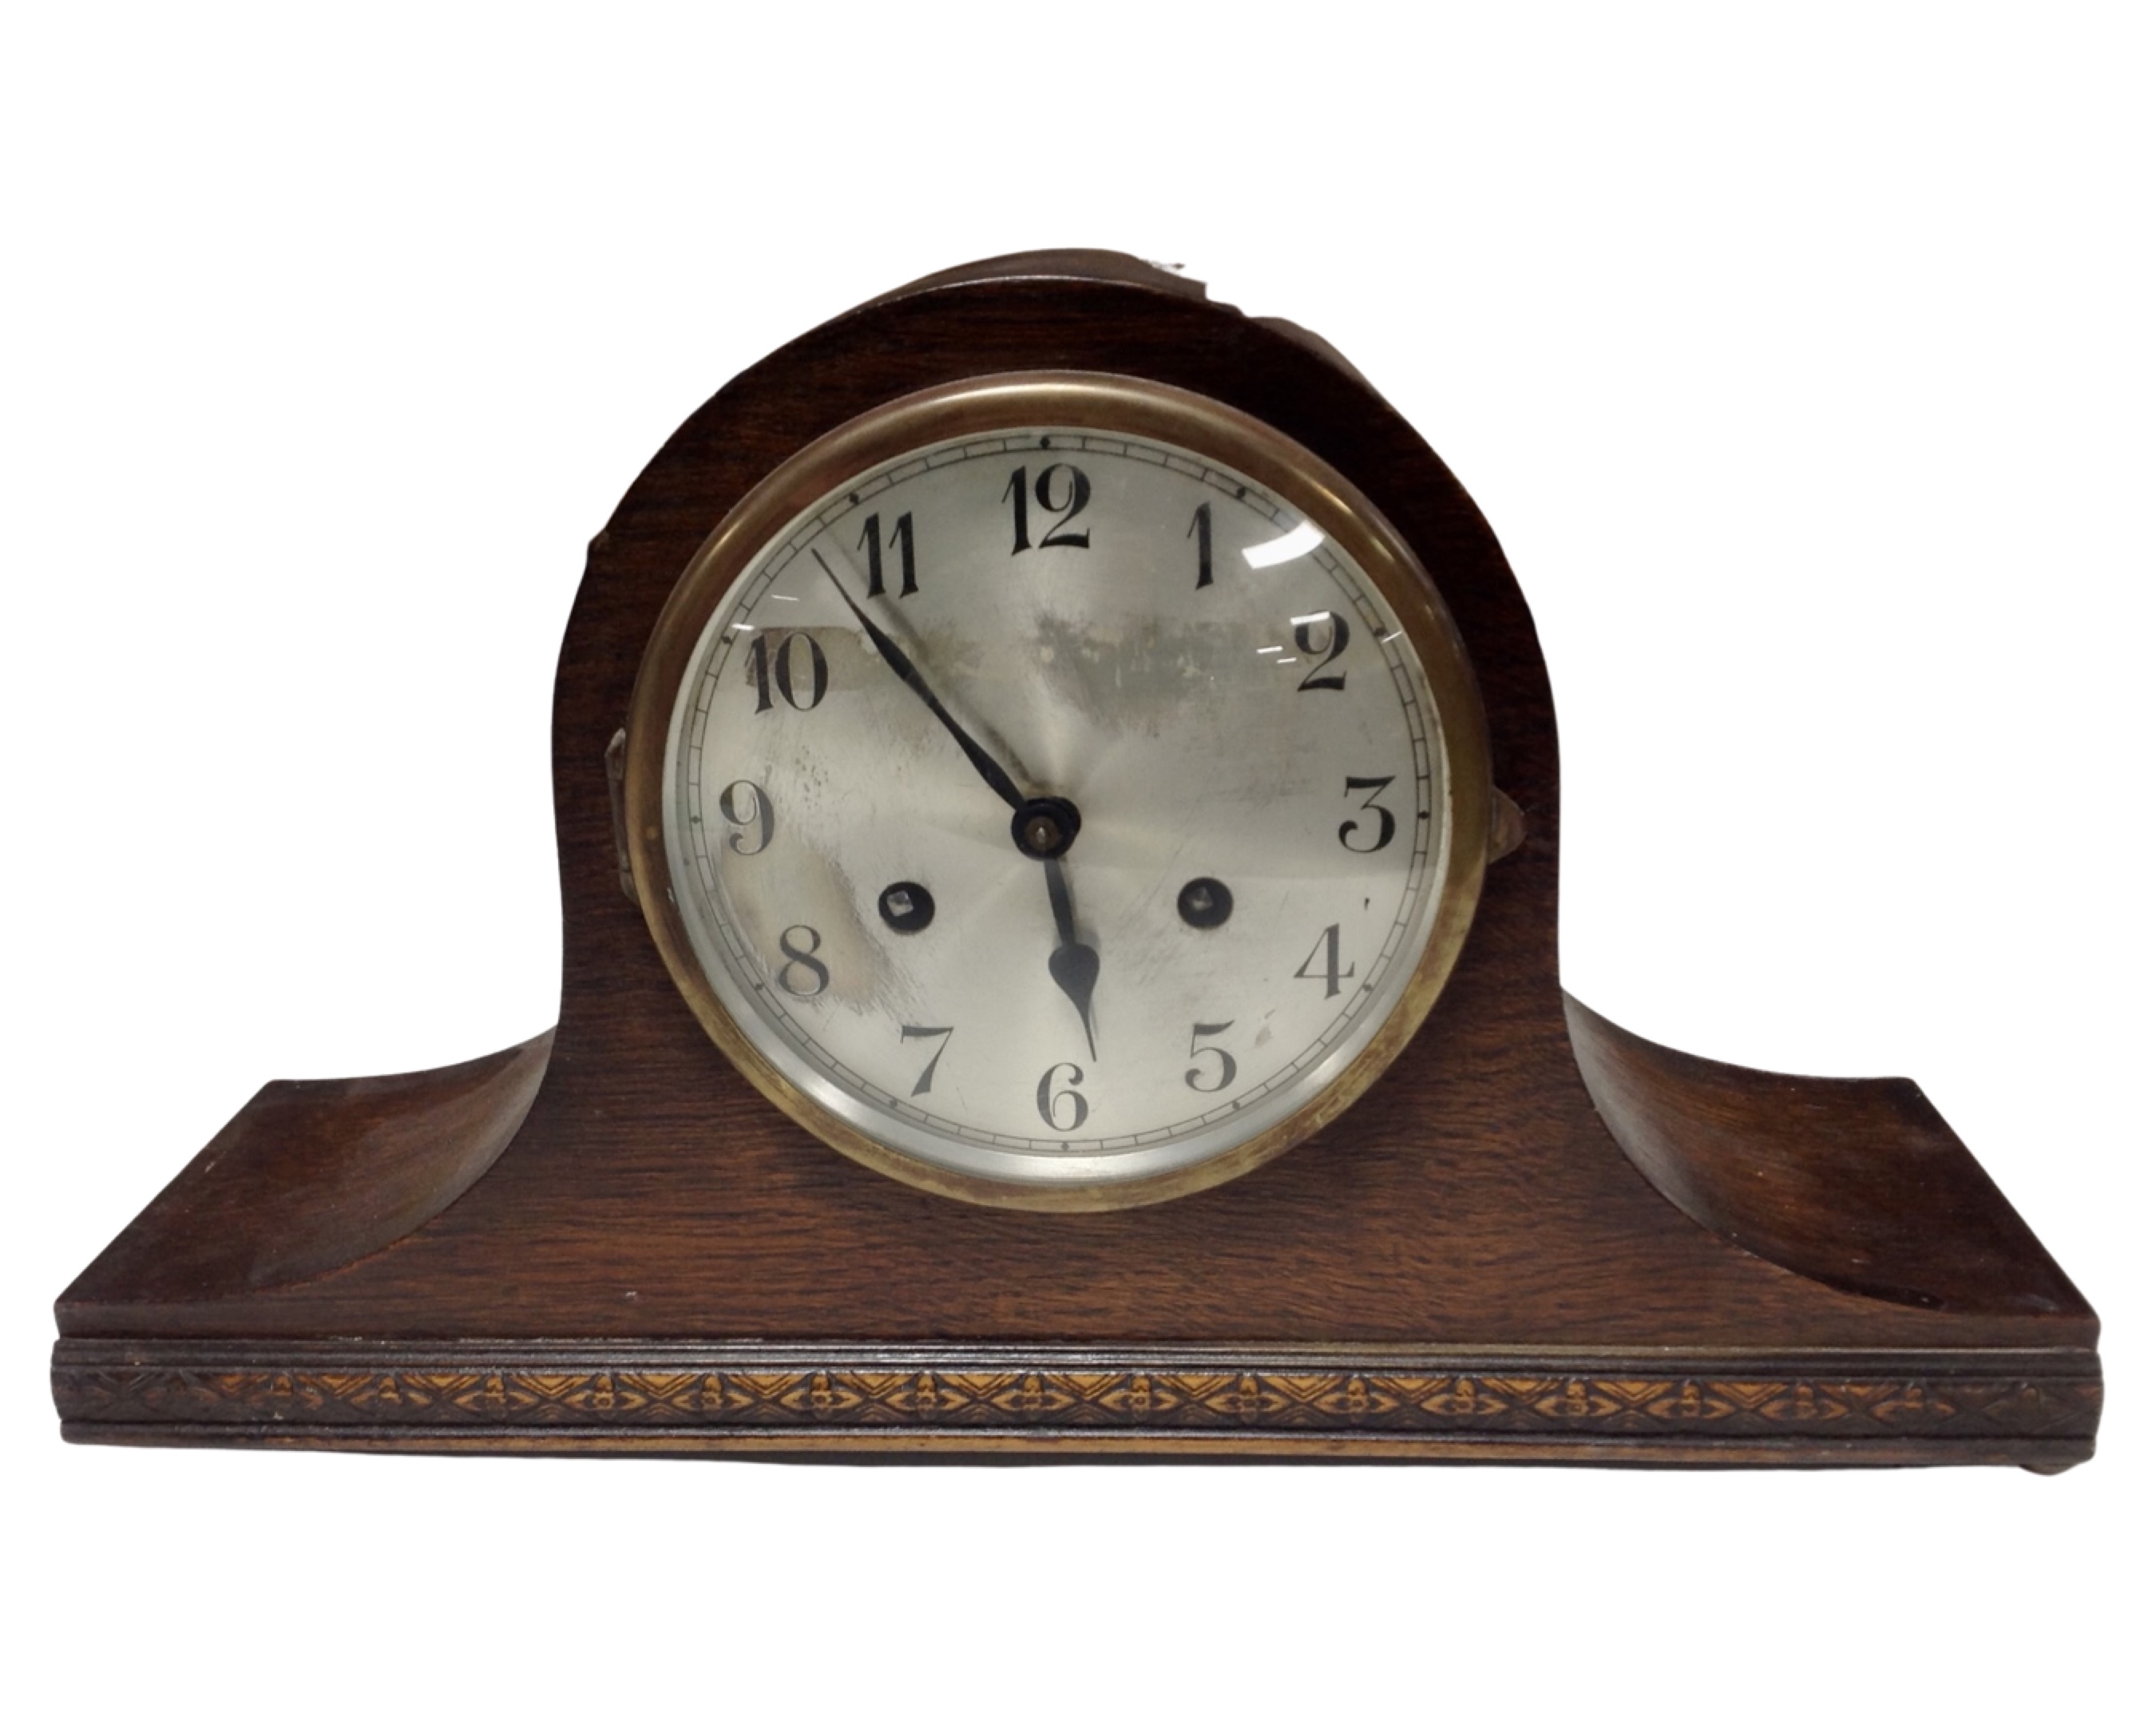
xmin=52 ymin=252 xmax=2102 ymax=1466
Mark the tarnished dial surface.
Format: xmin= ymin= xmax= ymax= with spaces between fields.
xmin=628 ymin=375 xmax=1488 ymax=1209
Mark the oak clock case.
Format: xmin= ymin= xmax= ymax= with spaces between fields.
xmin=624 ymin=375 xmax=1491 ymax=1211
xmin=53 ymin=251 xmax=2102 ymax=1468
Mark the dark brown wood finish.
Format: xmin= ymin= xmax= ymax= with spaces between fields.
xmin=1565 ymin=998 xmax=2088 ymax=1319
xmin=54 ymin=252 xmax=2101 ymax=1464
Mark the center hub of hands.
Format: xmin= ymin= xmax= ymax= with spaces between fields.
xmin=1012 ymin=796 xmax=1082 ymax=860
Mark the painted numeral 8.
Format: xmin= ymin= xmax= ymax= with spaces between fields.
xmin=776 ymin=925 xmax=830 ymax=997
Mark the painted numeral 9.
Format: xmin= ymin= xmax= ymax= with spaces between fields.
xmin=718 ymin=780 xmax=774 ymax=855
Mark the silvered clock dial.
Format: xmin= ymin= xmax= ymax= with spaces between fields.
xmin=624 ymin=372 xmax=1491 ymax=1208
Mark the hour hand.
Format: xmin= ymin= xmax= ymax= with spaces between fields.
xmin=813 ymin=549 xmax=1026 ymax=811
xmin=1042 ymin=855 xmax=1099 ymax=1060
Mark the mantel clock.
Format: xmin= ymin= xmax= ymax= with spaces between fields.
xmin=53 ymin=252 xmax=2102 ymax=1468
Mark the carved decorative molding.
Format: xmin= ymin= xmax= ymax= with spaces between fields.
xmin=54 ymin=1342 xmax=2099 ymax=1461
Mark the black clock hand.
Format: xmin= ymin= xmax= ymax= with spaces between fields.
xmin=814 ymin=549 xmax=1025 ymax=811
xmin=1042 ymin=854 xmax=1099 ymax=1060
xmin=814 ymin=549 xmax=1096 ymax=1049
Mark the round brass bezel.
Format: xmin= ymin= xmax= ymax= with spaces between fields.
xmin=623 ymin=371 xmax=1492 ymax=1211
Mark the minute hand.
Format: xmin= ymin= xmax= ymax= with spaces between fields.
xmin=814 ymin=549 xmax=1025 ymax=811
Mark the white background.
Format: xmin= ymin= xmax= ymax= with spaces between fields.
xmin=4 ymin=5 xmax=2147 ymax=1714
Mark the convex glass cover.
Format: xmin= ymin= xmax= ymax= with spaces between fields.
xmin=625 ymin=375 xmax=1490 ymax=1207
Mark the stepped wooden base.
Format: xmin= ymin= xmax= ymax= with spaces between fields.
xmin=53 ymin=998 xmax=2100 ymax=1468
